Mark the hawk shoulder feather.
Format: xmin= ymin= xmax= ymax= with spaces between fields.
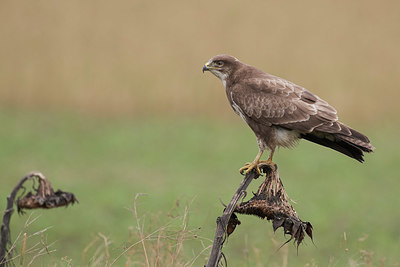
xmin=229 ymin=76 xmax=338 ymax=134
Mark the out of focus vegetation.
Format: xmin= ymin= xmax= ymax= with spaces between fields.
xmin=0 ymin=0 xmax=399 ymax=266
xmin=0 ymin=0 xmax=399 ymax=122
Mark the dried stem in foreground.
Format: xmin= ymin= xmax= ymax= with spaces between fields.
xmin=206 ymin=169 xmax=259 ymax=267
xmin=0 ymin=172 xmax=78 ymax=267
xmin=206 ymin=164 xmax=313 ymax=267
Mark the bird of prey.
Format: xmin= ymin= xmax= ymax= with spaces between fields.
xmin=202 ymin=55 xmax=374 ymax=174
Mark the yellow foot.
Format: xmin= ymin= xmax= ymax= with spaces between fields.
xmin=239 ymin=161 xmax=261 ymax=175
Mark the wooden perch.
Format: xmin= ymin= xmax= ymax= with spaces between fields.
xmin=206 ymin=169 xmax=260 ymax=267
xmin=206 ymin=164 xmax=313 ymax=267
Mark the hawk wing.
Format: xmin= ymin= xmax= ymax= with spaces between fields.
xmin=229 ymin=75 xmax=374 ymax=161
xmin=229 ymin=76 xmax=344 ymax=134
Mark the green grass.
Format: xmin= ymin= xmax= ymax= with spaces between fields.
xmin=0 ymin=110 xmax=399 ymax=266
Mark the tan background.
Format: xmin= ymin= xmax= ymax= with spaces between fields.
xmin=0 ymin=0 xmax=399 ymax=123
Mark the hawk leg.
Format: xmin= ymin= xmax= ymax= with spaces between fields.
xmin=239 ymin=150 xmax=263 ymax=175
xmin=259 ymin=149 xmax=275 ymax=166
xmin=239 ymin=149 xmax=275 ymax=175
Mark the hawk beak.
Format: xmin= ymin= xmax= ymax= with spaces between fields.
xmin=202 ymin=63 xmax=210 ymax=73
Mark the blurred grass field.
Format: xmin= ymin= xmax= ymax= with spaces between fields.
xmin=0 ymin=111 xmax=399 ymax=266
xmin=0 ymin=0 xmax=400 ymax=266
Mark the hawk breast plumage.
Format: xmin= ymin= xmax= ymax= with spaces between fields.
xmin=202 ymin=54 xmax=374 ymax=173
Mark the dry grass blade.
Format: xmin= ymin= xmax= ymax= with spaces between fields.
xmin=185 ymin=244 xmax=212 ymax=267
xmin=0 ymin=213 xmax=42 ymax=266
xmin=110 ymin=227 xmax=165 ymax=266
xmin=169 ymin=205 xmax=189 ymax=266
xmin=109 ymin=196 xmax=205 ymax=267
xmin=82 ymin=236 xmax=100 ymax=266
xmin=26 ymin=240 xmax=57 ymax=266
xmin=98 ymin=233 xmax=111 ymax=267
xmin=133 ymin=193 xmax=150 ymax=267
xmin=19 ymin=233 xmax=27 ymax=266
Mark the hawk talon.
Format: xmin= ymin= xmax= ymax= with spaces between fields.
xmin=238 ymin=162 xmax=251 ymax=174
xmin=239 ymin=162 xmax=262 ymax=175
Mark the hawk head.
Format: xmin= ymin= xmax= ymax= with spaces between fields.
xmin=202 ymin=54 xmax=240 ymax=82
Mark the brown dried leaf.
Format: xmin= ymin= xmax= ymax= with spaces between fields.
xmin=227 ymin=213 xmax=241 ymax=236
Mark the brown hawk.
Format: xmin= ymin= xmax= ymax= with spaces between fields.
xmin=202 ymin=54 xmax=374 ymax=174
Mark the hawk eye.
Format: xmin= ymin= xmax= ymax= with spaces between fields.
xmin=215 ymin=60 xmax=224 ymax=67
